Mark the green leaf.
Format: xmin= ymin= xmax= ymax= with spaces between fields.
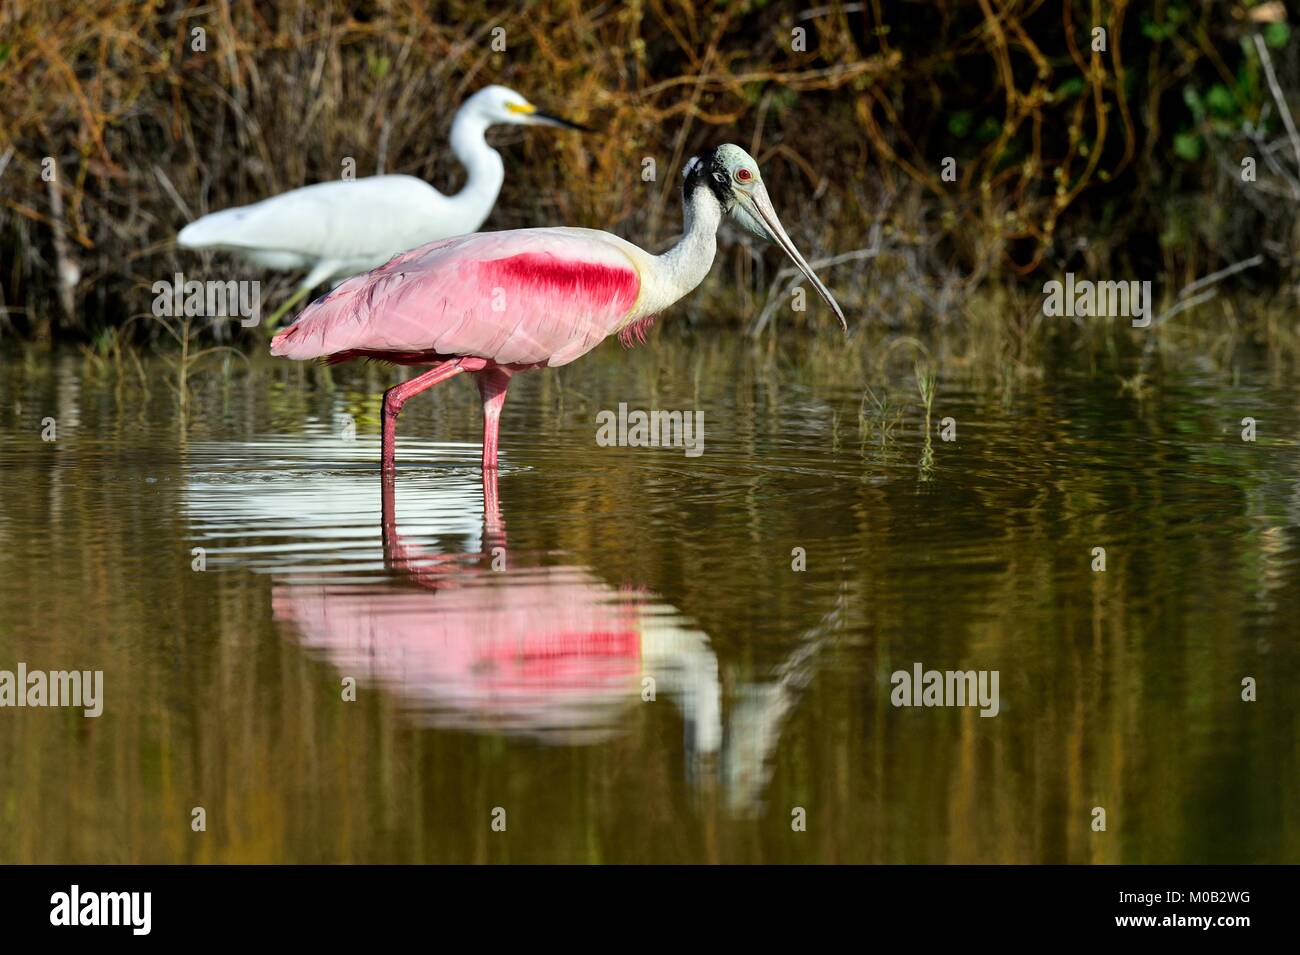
xmin=947 ymin=111 xmax=973 ymax=138
xmin=1265 ymin=22 xmax=1290 ymax=50
xmin=1054 ymin=77 xmax=1085 ymax=100
xmin=1206 ymin=84 xmax=1236 ymax=117
xmin=1141 ymin=17 xmax=1171 ymax=41
xmin=1173 ymin=132 xmax=1203 ymax=162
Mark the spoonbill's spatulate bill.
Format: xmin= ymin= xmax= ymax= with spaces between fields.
xmin=270 ymin=144 xmax=848 ymax=473
xmin=177 ymin=85 xmax=589 ymax=327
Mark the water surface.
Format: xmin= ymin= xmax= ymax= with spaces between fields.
xmin=0 ymin=335 xmax=1295 ymax=863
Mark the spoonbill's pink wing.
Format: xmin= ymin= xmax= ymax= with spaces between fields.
xmin=270 ymin=228 xmax=641 ymax=367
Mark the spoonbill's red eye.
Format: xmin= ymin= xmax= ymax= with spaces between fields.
xmin=736 ymin=168 xmax=753 ymax=182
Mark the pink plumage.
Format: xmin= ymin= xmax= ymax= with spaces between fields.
xmin=270 ymin=227 xmax=645 ymax=473
xmin=273 ymin=576 xmax=644 ymax=736
xmin=270 ymin=228 xmax=640 ymax=368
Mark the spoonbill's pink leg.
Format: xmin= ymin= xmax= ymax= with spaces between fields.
xmin=380 ymin=464 xmax=482 ymax=587
xmin=482 ymin=467 xmax=505 ymax=543
xmin=476 ymin=367 xmax=513 ymax=472
xmin=381 ymin=361 xmax=466 ymax=473
xmin=380 ymin=465 xmax=398 ymax=561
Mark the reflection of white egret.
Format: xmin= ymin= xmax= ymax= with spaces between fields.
xmin=722 ymin=599 xmax=845 ymax=816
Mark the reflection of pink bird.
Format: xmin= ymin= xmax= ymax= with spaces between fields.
xmin=272 ymin=573 xmax=650 ymax=741
xmin=270 ymin=144 xmax=846 ymax=472
xmin=272 ymin=470 xmax=721 ymax=746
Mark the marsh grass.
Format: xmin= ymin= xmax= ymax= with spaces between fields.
xmin=858 ymin=385 xmax=902 ymax=453
xmin=23 ymin=286 xmax=1300 ymax=443
xmin=150 ymin=313 xmax=249 ymax=419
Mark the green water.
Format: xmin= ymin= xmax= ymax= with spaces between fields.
xmin=0 ymin=335 xmax=1295 ymax=863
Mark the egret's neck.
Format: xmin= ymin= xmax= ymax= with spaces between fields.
xmin=651 ymin=187 xmax=722 ymax=308
xmin=448 ymin=109 xmax=505 ymax=231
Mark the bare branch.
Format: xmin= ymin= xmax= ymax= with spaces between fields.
xmin=1252 ymin=34 xmax=1300 ymax=178
xmin=1151 ymin=254 xmax=1264 ymax=329
xmin=1175 ymin=254 xmax=1265 ymax=303
xmin=748 ymin=242 xmax=881 ymax=337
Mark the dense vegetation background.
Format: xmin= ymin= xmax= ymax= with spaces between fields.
xmin=0 ymin=0 xmax=1297 ymax=343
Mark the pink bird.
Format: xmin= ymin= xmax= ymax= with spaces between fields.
xmin=270 ymin=143 xmax=847 ymax=472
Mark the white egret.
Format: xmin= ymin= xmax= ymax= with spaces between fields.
xmin=176 ymin=85 xmax=590 ymax=327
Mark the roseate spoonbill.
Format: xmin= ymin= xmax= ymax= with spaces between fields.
xmin=177 ymin=85 xmax=589 ymax=328
xmin=270 ymin=144 xmax=848 ymax=473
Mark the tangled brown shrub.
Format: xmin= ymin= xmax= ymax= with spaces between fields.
xmin=0 ymin=1 xmax=1295 ymax=342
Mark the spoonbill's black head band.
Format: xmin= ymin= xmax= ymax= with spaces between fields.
xmin=681 ymin=148 xmax=732 ymax=207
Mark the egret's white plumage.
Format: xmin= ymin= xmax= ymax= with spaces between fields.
xmin=177 ymin=85 xmax=588 ymax=322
